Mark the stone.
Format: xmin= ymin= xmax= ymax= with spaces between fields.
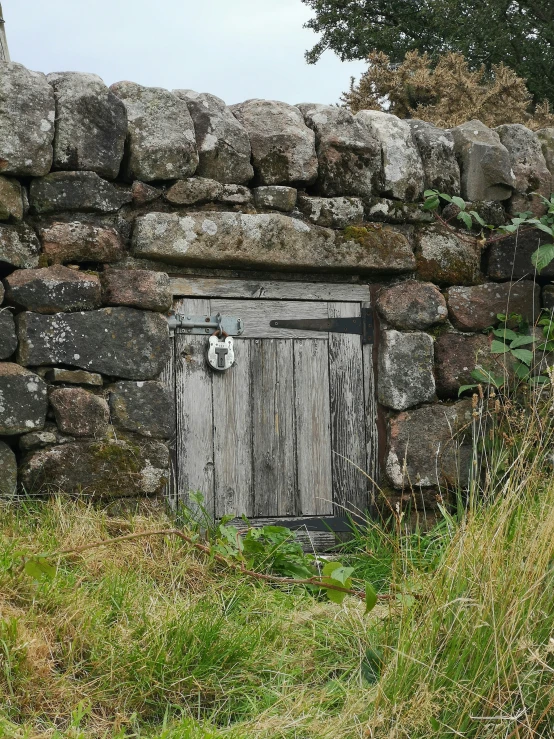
xmin=377 ymin=330 xmax=435 ymax=411
xmin=495 ymin=124 xmax=551 ymax=215
xmin=535 ymin=128 xmax=554 ymax=187
xmin=441 ymin=200 xmax=507 ymax=228
xmin=366 ymin=199 xmax=434 ymax=224
xmin=30 ymin=172 xmax=132 ymax=215
xmin=543 ymin=285 xmax=554 ymax=311
xmin=450 ymin=120 xmax=515 ymax=201
xmin=39 ymin=222 xmax=125 ymax=265
xmin=0 ymin=442 xmax=17 ymax=497
xmin=415 ymin=227 xmax=483 ymax=286
xmin=45 ymin=368 xmax=103 ymax=386
xmin=297 ymin=103 xmax=381 ymax=197
xmin=408 ymin=120 xmax=461 ymax=195
xmin=0 ymin=63 xmax=55 ymax=177
xmin=0 ymin=224 xmax=41 ymax=269
xmin=20 ymin=437 xmax=169 ymax=498
xmin=376 ymin=281 xmax=448 ymax=330
xmin=296 ymin=195 xmax=364 ymax=228
xmin=47 ymin=72 xmax=127 ymax=179
xmin=0 ymin=311 xmax=17 ymax=359
xmin=434 ymin=333 xmax=513 ymax=398
xmin=17 ymin=308 xmax=170 ymax=380
xmin=253 ymin=186 xmax=297 ymax=212
xmin=101 ymin=269 xmax=171 ymax=312
xmin=218 ymin=184 xmax=253 ymax=205
xmin=174 ymin=90 xmax=254 ymax=184
xmin=230 ymin=100 xmax=318 ymax=186
xmin=132 ymin=211 xmax=415 ymax=273
xmin=49 ymin=387 xmax=109 ymax=438
xmin=0 ymin=177 xmax=24 ymax=221
xmin=446 ymin=281 xmax=540 ymax=331
xmin=165 ymin=177 xmax=222 ymax=205
xmin=110 ymin=81 xmax=199 ymax=182
xmin=131 ymin=181 xmax=162 ymax=206
xmin=0 ymin=363 xmax=48 ymax=435
xmin=19 ymin=427 xmax=60 ymax=453
xmin=386 ymin=401 xmax=473 ymax=488
xmin=109 ymin=381 xmax=172 ymax=438
xmin=487 ymin=228 xmax=554 ymax=280
xmin=355 ymin=111 xmax=424 ymax=201
xmin=4 ymin=265 xmax=102 ymax=313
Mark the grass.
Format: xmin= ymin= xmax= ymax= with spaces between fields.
xmin=1 ymin=393 xmax=554 ymax=737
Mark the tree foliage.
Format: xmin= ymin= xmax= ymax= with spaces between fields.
xmin=302 ymin=0 xmax=554 ymax=105
xmin=341 ymin=50 xmax=554 ymax=129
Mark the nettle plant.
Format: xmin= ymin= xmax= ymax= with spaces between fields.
xmin=424 ymin=190 xmax=554 ymax=391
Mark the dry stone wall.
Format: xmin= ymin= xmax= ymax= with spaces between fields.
xmin=0 ymin=61 xmax=552 ymax=511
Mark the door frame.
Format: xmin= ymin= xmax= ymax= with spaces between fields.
xmin=162 ymin=276 xmax=379 ymax=533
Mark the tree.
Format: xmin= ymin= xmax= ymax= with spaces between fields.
xmin=302 ymin=0 xmax=554 ymax=105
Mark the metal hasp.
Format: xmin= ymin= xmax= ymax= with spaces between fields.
xmin=167 ymin=312 xmax=244 ymax=338
xmin=270 ymin=306 xmax=374 ymax=344
xmin=0 ymin=3 xmax=9 ymax=62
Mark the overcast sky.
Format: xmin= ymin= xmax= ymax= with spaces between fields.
xmin=4 ymin=0 xmax=367 ymax=106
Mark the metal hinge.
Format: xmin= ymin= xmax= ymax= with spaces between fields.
xmin=270 ymin=306 xmax=374 ymax=344
xmin=168 ymin=312 xmax=244 ymax=338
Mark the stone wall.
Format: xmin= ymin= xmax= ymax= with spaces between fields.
xmin=0 ymin=61 xmax=552 ymax=510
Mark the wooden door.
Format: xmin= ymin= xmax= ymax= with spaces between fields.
xmin=163 ymin=279 xmax=377 ymax=525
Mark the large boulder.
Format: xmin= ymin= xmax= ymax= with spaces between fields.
xmin=4 ymin=265 xmax=102 ymax=313
xmin=487 ymin=228 xmax=554 ymax=280
xmin=415 ymin=227 xmax=483 ymax=286
xmin=386 ymin=401 xmax=473 ymax=488
xmin=174 ymin=90 xmax=253 ymax=184
xmin=0 ymin=224 xmax=41 ymax=269
xmin=536 ymin=128 xmax=554 ymax=188
xmin=0 ymin=442 xmax=17 ymax=497
xmin=101 ymin=268 xmax=171 ymax=312
xmin=450 ymin=120 xmax=515 ymax=201
xmin=495 ymin=124 xmax=551 ymax=215
xmin=132 ymin=211 xmax=415 ymax=273
xmin=16 ymin=307 xmax=170 ymax=380
xmin=0 ymin=177 xmax=24 ymax=221
xmin=297 ymin=103 xmax=381 ymax=197
xmin=296 ymin=194 xmax=364 ymax=228
xmin=378 ymin=330 xmax=435 ymax=410
xmin=0 ymin=311 xmax=17 ymax=359
xmin=49 ymin=387 xmax=109 ymax=437
xmin=408 ymin=120 xmax=461 ymax=195
xmin=47 ymin=72 xmax=127 ymax=179
xmin=108 ymin=381 xmax=172 ymax=439
xmin=39 ymin=221 xmax=125 ymax=265
xmin=30 ymin=172 xmax=132 ymax=214
xmin=376 ymin=281 xmax=448 ymax=330
xmin=0 ymin=63 xmax=55 ymax=176
xmin=230 ymin=100 xmax=318 ymax=186
xmin=20 ymin=436 xmax=169 ymax=498
xmin=0 ymin=363 xmax=48 ymax=435
xmin=110 ymin=81 xmax=198 ymax=182
xmin=446 ymin=281 xmax=540 ymax=331
xmin=356 ymin=111 xmax=424 ymax=201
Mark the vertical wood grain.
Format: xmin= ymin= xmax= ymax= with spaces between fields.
xmin=212 ymin=339 xmax=253 ymax=518
xmin=362 ymin=301 xmax=379 ymax=509
xmin=159 ymin=334 xmax=177 ymax=507
xmin=251 ymin=339 xmax=298 ymax=517
xmin=174 ymin=298 xmax=215 ymax=518
xmin=294 ymin=339 xmax=333 ymax=516
xmin=328 ymin=302 xmax=370 ymax=516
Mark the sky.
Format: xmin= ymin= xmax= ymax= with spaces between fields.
xmin=3 ymin=0 xmax=367 ymax=106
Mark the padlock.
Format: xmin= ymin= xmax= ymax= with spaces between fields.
xmin=207 ymin=335 xmax=235 ymax=371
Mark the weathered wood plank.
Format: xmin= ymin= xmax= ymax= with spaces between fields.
xmin=170 ymin=277 xmax=371 ymax=302
xmin=212 ymin=339 xmax=253 ymax=518
xmin=225 ymin=516 xmax=337 ymax=552
xmin=251 ymin=339 xmax=298 ymax=516
xmin=210 ymin=299 xmax=330 ymax=339
xmin=328 ymin=302 xmax=370 ymax=516
xmin=362 ymin=301 xmax=379 ymax=507
xmin=294 ymin=339 xmax=333 ymax=516
xmin=174 ymin=298 xmax=215 ymax=517
xmin=159 ymin=336 xmax=177 ymax=507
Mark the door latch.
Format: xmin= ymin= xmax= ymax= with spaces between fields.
xmin=167 ymin=312 xmax=244 ymax=338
